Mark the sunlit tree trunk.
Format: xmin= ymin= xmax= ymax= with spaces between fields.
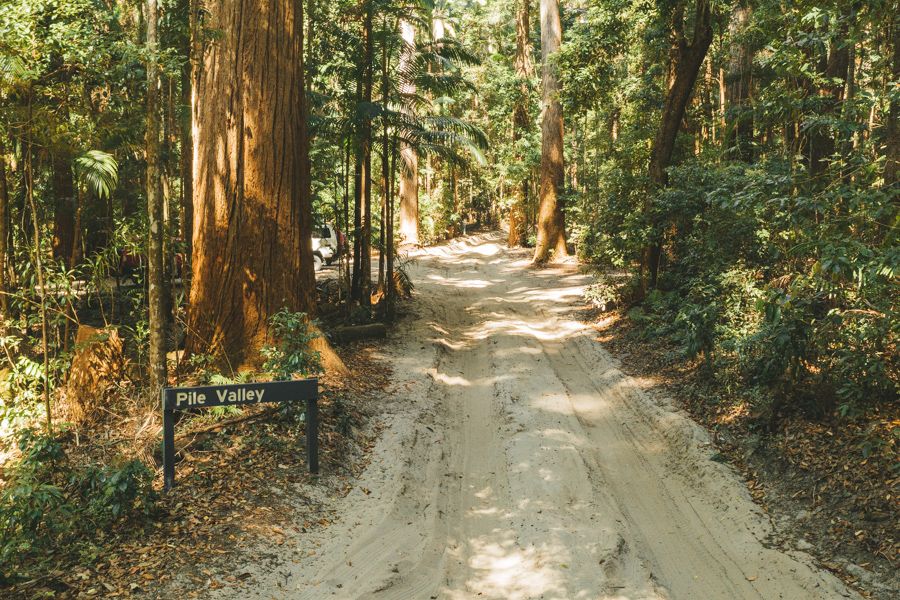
xmin=508 ymin=0 xmax=532 ymax=248
xmin=186 ymin=0 xmax=315 ymax=367
xmin=398 ymin=20 xmax=419 ymax=246
xmin=533 ymin=0 xmax=568 ymax=263
xmin=643 ymin=0 xmax=713 ymax=289
xmin=179 ymin=0 xmax=198 ymax=297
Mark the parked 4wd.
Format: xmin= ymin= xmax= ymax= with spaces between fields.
xmin=311 ymin=223 xmax=341 ymax=272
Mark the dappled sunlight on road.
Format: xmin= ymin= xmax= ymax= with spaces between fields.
xmin=276 ymin=232 xmax=855 ymax=600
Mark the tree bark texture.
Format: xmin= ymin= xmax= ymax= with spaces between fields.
xmin=0 ymin=137 xmax=8 ymax=316
xmin=146 ymin=0 xmax=167 ymax=388
xmin=186 ymin=0 xmax=315 ymax=367
xmin=508 ymin=0 xmax=532 ymax=248
xmin=533 ymin=0 xmax=567 ymax=263
xmin=398 ymin=20 xmax=419 ymax=246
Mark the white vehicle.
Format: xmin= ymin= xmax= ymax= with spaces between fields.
xmin=311 ymin=222 xmax=339 ymax=272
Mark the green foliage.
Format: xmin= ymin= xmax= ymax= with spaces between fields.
xmin=74 ymin=150 xmax=119 ymax=200
xmin=592 ymin=157 xmax=898 ymax=417
xmin=0 ymin=429 xmax=155 ymax=577
xmin=261 ymin=309 xmax=323 ymax=380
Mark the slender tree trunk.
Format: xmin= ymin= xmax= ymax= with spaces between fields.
xmin=533 ymin=0 xmax=568 ymax=263
xmin=397 ymin=20 xmax=419 ymax=246
xmin=885 ymin=17 xmax=900 ymax=187
xmin=180 ymin=0 xmax=198 ymax=298
xmin=186 ymin=0 xmax=315 ymax=367
xmin=725 ymin=2 xmax=753 ymax=161
xmin=351 ymin=117 xmax=363 ymax=301
xmin=379 ymin=18 xmax=390 ymax=294
xmin=386 ymin=136 xmax=396 ymax=320
xmin=24 ymin=97 xmax=51 ymax=433
xmin=360 ymin=1 xmax=374 ymax=304
xmin=644 ymin=0 xmax=713 ymax=289
xmin=509 ymin=0 xmax=532 ymax=247
xmin=0 ymin=136 xmax=8 ymax=316
xmin=146 ymin=0 xmax=167 ymax=388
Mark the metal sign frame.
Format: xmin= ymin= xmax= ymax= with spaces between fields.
xmin=161 ymin=378 xmax=319 ymax=491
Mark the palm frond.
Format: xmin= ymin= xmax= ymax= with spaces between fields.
xmin=75 ymin=150 xmax=118 ymax=199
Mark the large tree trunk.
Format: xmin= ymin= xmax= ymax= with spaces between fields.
xmin=533 ymin=0 xmax=567 ymax=263
xmin=397 ymin=20 xmax=419 ymax=246
xmin=146 ymin=0 xmax=167 ymax=388
xmin=508 ymin=0 xmax=532 ymax=248
xmin=644 ymin=0 xmax=713 ymax=289
xmin=186 ymin=0 xmax=315 ymax=368
xmin=725 ymin=2 xmax=753 ymax=162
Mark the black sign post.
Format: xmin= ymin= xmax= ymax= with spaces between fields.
xmin=161 ymin=378 xmax=319 ymax=491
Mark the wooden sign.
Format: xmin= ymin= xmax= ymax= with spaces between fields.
xmin=161 ymin=379 xmax=319 ymax=491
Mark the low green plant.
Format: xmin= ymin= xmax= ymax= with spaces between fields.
xmin=261 ymin=309 xmax=323 ymax=380
xmin=0 ymin=429 xmax=155 ymax=577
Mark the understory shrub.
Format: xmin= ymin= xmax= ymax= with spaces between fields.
xmin=262 ymin=309 xmax=323 ymax=380
xmin=582 ymin=156 xmax=897 ymax=419
xmin=0 ymin=428 xmax=155 ymax=578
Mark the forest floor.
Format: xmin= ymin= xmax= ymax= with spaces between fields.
xmin=188 ymin=232 xmax=873 ymax=600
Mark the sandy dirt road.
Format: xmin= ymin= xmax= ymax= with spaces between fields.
xmin=225 ymin=234 xmax=856 ymax=600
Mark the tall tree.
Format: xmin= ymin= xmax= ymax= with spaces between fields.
xmin=186 ymin=0 xmax=316 ymax=367
xmin=146 ymin=0 xmax=167 ymax=388
xmin=398 ymin=19 xmax=419 ymax=246
xmin=0 ymin=136 xmax=8 ymax=317
xmin=508 ymin=0 xmax=532 ymax=247
xmin=351 ymin=0 xmax=375 ymax=304
xmin=885 ymin=15 xmax=899 ymax=188
xmin=806 ymin=4 xmax=854 ymax=178
xmin=643 ymin=0 xmax=713 ymax=288
xmin=725 ymin=1 xmax=753 ymax=162
xmin=533 ymin=0 xmax=567 ymax=263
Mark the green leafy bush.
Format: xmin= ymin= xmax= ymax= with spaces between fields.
xmin=0 ymin=429 xmax=155 ymax=577
xmin=262 ymin=309 xmax=323 ymax=379
xmin=583 ymin=155 xmax=897 ymax=419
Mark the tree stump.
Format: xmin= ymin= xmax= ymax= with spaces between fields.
xmin=64 ymin=325 xmax=127 ymax=424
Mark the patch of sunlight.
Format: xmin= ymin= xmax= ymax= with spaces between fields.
xmin=469 ymin=506 xmax=502 ymax=517
xmin=471 ymin=318 xmax=584 ymax=342
xmin=425 ymin=273 xmax=494 ymax=288
xmin=521 ymin=286 xmax=587 ymax=302
xmin=432 ymin=337 xmax=468 ymax=351
xmin=446 ymin=539 xmax=567 ymax=600
xmin=530 ymin=393 xmax=575 ymax=415
xmin=428 ymin=322 xmax=450 ymax=335
xmin=469 ymin=243 xmax=501 ymax=256
xmin=473 ymin=485 xmax=495 ymax=500
xmin=430 ymin=371 xmax=471 ymax=387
